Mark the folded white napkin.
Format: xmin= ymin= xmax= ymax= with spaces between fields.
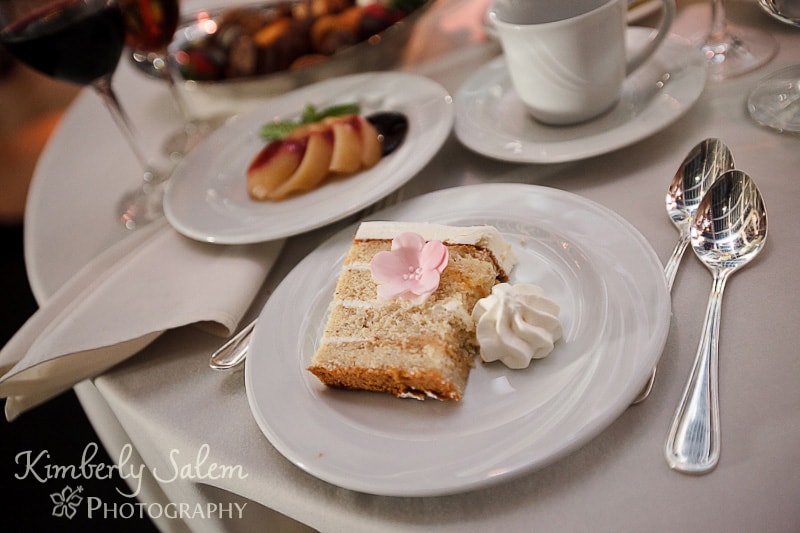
xmin=0 ymin=219 xmax=283 ymax=420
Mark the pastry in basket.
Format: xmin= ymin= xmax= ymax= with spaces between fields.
xmin=176 ymin=0 xmax=427 ymax=81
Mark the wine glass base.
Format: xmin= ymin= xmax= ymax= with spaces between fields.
xmin=692 ymin=23 xmax=778 ymax=81
xmin=119 ymin=181 xmax=167 ymax=230
xmin=748 ymin=64 xmax=800 ymax=134
xmin=161 ymin=116 xmax=229 ymax=160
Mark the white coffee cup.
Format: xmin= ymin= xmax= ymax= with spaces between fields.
xmin=489 ymin=0 xmax=675 ymax=125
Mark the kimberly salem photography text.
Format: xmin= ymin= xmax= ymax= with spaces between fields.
xmin=12 ymin=441 xmax=249 ymax=523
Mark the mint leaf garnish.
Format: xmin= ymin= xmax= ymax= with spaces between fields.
xmin=260 ymin=102 xmax=361 ymax=140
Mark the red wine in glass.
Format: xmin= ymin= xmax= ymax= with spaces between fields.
xmin=3 ymin=0 xmax=126 ymax=84
xmin=120 ymin=0 xmax=179 ymax=52
xmin=1 ymin=0 xmax=164 ymax=229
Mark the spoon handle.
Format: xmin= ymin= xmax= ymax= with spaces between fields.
xmin=209 ymin=318 xmax=256 ymax=370
xmin=632 ymin=232 xmax=689 ymax=405
xmin=663 ymin=232 xmax=690 ymax=292
xmin=665 ymin=272 xmax=727 ymax=474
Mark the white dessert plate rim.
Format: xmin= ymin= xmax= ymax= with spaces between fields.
xmin=454 ymin=27 xmax=707 ymax=163
xmin=245 ymin=182 xmax=671 ymax=497
xmin=163 ymin=71 xmax=454 ymax=244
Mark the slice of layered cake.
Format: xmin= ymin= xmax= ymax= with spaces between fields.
xmin=308 ymin=221 xmax=516 ymax=401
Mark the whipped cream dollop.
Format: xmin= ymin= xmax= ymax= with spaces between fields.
xmin=471 ymin=283 xmax=563 ymax=369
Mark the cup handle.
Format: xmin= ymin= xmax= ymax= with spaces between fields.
xmin=626 ymin=0 xmax=676 ymax=74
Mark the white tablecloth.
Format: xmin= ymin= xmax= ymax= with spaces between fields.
xmin=22 ymin=0 xmax=800 ymax=531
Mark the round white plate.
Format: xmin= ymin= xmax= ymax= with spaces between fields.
xmin=454 ymin=28 xmax=707 ymax=163
xmin=245 ymin=183 xmax=671 ymax=497
xmin=163 ymin=72 xmax=453 ymax=244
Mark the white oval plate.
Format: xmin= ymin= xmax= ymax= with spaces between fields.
xmin=454 ymin=28 xmax=707 ymax=163
xmin=164 ymin=72 xmax=453 ymax=243
xmin=245 ymin=183 xmax=671 ymax=497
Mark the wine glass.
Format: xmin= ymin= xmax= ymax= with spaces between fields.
xmin=693 ymin=0 xmax=778 ymax=81
xmin=0 ymin=0 xmax=165 ymax=229
xmin=120 ymin=0 xmax=217 ymax=158
xmin=748 ymin=1 xmax=800 ymax=133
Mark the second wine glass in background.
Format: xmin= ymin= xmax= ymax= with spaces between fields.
xmin=120 ymin=0 xmax=216 ymax=159
xmin=693 ymin=0 xmax=777 ymax=81
xmin=748 ymin=1 xmax=800 ymax=134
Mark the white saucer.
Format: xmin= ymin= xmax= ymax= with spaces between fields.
xmin=454 ymin=28 xmax=707 ymax=163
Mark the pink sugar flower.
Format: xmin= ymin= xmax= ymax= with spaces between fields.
xmin=370 ymin=232 xmax=449 ymax=303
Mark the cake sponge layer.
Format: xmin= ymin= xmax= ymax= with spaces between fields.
xmin=307 ymin=223 xmax=512 ymax=401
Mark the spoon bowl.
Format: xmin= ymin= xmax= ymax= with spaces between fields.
xmin=691 ymin=171 xmax=768 ymax=271
xmin=665 ymin=169 xmax=767 ymax=474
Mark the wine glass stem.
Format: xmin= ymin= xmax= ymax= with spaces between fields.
xmin=154 ymin=54 xmax=192 ymax=121
xmin=92 ymin=75 xmax=157 ymax=183
xmin=709 ymin=0 xmax=728 ymax=41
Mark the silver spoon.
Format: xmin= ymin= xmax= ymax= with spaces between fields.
xmin=208 ymin=318 xmax=256 ymax=370
xmin=665 ymin=170 xmax=767 ymax=474
xmin=632 ymin=139 xmax=734 ymax=404
xmin=663 ymin=139 xmax=735 ymax=290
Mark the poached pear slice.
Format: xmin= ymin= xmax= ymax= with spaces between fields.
xmin=266 ymin=129 xmax=334 ymax=200
xmin=246 ymin=139 xmax=303 ymax=200
xmin=359 ymin=116 xmax=382 ymax=169
xmin=327 ymin=117 xmax=363 ymax=174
